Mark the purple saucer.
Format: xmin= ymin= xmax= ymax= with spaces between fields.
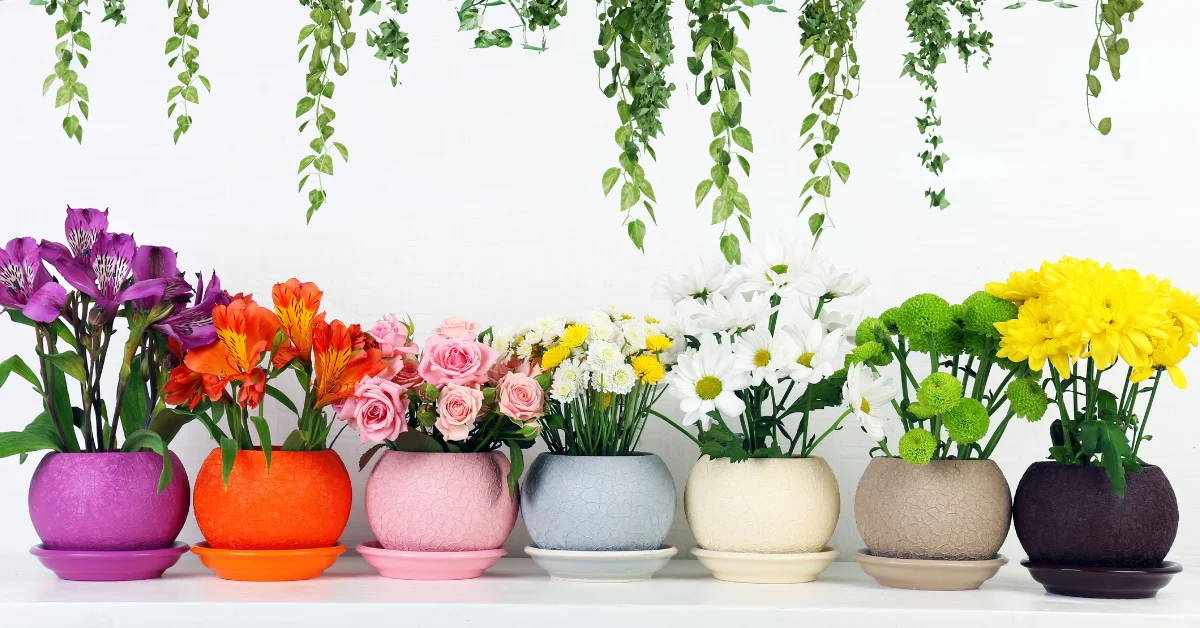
xmin=31 ymin=541 xmax=190 ymax=581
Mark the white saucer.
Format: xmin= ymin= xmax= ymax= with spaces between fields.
xmin=692 ymin=546 xmax=839 ymax=583
xmin=524 ymin=545 xmax=677 ymax=582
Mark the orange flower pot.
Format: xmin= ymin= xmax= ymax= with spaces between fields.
xmin=193 ymin=448 xmax=352 ymax=551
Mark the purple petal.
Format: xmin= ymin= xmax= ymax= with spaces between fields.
xmin=118 ymin=278 xmax=167 ymax=306
xmin=133 ymin=245 xmax=177 ymax=282
xmin=42 ymin=249 xmax=100 ymax=300
xmin=90 ymin=233 xmax=137 ymax=301
xmin=65 ymin=207 xmax=109 ymax=260
xmin=22 ymin=281 xmax=67 ymax=323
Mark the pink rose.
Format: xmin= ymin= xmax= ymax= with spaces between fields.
xmin=369 ymin=314 xmax=420 ymax=379
xmin=487 ymin=357 xmax=544 ymax=386
xmin=336 ymin=377 xmax=409 ymax=444
xmin=435 ymin=384 xmax=483 ymax=441
xmin=418 ymin=336 xmax=499 ymax=386
xmin=433 ymin=317 xmax=480 ymax=340
xmin=497 ymin=372 xmax=545 ymax=423
xmin=392 ymin=354 xmax=424 ymax=389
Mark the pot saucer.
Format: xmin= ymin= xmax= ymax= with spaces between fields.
xmin=692 ymin=547 xmax=838 ymax=583
xmin=357 ymin=541 xmax=506 ymax=580
xmin=191 ymin=542 xmax=345 ymax=581
xmin=30 ymin=542 xmax=190 ymax=581
xmin=525 ymin=545 xmax=677 ymax=582
xmin=853 ymin=549 xmax=1008 ymax=590
xmin=1022 ymin=559 xmax=1183 ymax=599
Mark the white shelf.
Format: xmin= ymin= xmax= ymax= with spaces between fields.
xmin=0 ymin=554 xmax=1195 ymax=627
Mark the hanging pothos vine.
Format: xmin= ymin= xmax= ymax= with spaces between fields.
xmin=165 ymin=0 xmax=211 ymax=144
xmin=33 ymin=0 xmax=94 ymax=144
xmin=797 ymin=0 xmax=862 ymax=241
xmin=597 ymin=0 xmax=675 ymax=253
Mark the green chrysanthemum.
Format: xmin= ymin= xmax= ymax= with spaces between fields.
xmin=899 ymin=428 xmax=937 ymax=465
xmin=907 ymin=402 xmax=937 ymax=419
xmin=879 ymin=307 xmax=902 ymax=334
xmin=907 ymin=323 xmax=964 ymax=356
xmin=855 ymin=317 xmax=887 ymax=346
xmin=943 ymin=398 xmax=990 ymax=445
xmin=896 ymin=294 xmax=954 ymax=340
xmin=962 ymin=291 xmax=1019 ymax=340
xmin=917 ymin=372 xmax=964 ymax=414
xmin=1006 ymin=377 xmax=1049 ymax=421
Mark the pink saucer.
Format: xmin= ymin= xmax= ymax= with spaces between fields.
xmin=357 ymin=541 xmax=506 ymax=580
xmin=31 ymin=542 xmax=190 ymax=581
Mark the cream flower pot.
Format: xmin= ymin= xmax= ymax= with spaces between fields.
xmin=685 ymin=455 xmax=840 ymax=554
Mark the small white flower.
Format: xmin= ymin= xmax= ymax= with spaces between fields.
xmin=657 ymin=321 xmax=687 ymax=366
xmin=801 ymin=303 xmax=862 ymax=335
xmin=550 ymin=378 xmax=578 ymax=403
xmin=587 ymin=340 xmax=624 ymax=369
xmin=556 ymin=359 xmax=590 ymax=389
xmin=778 ymin=320 xmax=848 ymax=388
xmin=732 ymin=326 xmax=791 ymax=387
xmin=812 ymin=260 xmax=870 ymax=299
xmin=601 ymin=364 xmax=637 ymax=395
xmin=621 ymin=320 xmax=652 ymax=354
xmin=533 ymin=317 xmax=566 ymax=343
xmin=516 ymin=341 xmax=535 ymax=361
xmin=736 ymin=234 xmax=826 ymax=298
xmin=490 ymin=330 xmax=514 ymax=357
xmin=588 ymin=320 xmax=618 ymax=344
xmin=654 ymin=256 xmax=734 ymax=305
xmin=843 ymin=364 xmax=897 ymax=440
xmin=665 ymin=334 xmax=751 ymax=429
xmin=690 ymin=291 xmax=773 ymax=334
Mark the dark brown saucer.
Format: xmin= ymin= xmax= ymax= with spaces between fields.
xmin=1021 ymin=559 xmax=1183 ymax=599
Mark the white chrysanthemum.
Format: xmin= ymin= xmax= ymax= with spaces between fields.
xmin=843 ymin=364 xmax=897 ymax=440
xmin=490 ymin=330 xmax=514 ymax=357
xmin=690 ymin=291 xmax=773 ymax=334
xmin=533 ymin=317 xmax=566 ymax=344
xmin=585 ymin=309 xmax=616 ymax=327
xmin=653 ymin=256 xmax=734 ymax=305
xmin=732 ymin=326 xmax=791 ymax=387
xmin=600 ymin=364 xmax=637 ymax=395
xmin=550 ymin=378 xmax=578 ymax=403
xmin=736 ymin=234 xmax=826 ymax=298
xmin=587 ymin=339 xmax=624 ymax=369
xmin=779 ymin=320 xmax=847 ymax=388
xmin=556 ymin=359 xmax=589 ymax=386
xmin=665 ymin=334 xmax=751 ymax=429
xmin=516 ymin=341 xmax=535 ymax=361
xmin=801 ymin=304 xmax=861 ymax=336
xmin=812 ymin=259 xmax=870 ymax=298
xmin=621 ymin=320 xmax=652 ymax=354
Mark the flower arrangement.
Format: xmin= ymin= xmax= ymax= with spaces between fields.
xmin=165 ymin=279 xmax=387 ymax=484
xmin=986 ymin=257 xmax=1199 ymax=495
xmin=0 ymin=208 xmax=223 ymax=490
xmin=495 ymin=309 xmax=683 ymax=456
xmin=657 ymin=234 xmax=874 ymax=460
xmin=340 ymin=316 xmax=545 ymax=492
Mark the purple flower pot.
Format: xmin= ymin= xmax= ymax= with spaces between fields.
xmin=28 ymin=451 xmax=190 ymax=551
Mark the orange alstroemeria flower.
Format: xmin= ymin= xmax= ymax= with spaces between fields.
xmin=184 ymin=296 xmax=282 ymax=406
xmin=312 ymin=319 xmax=385 ymax=408
xmin=271 ymin=279 xmax=325 ymax=369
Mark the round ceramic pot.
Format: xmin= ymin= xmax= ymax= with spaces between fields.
xmin=28 ymin=451 xmax=190 ymax=551
xmin=1013 ymin=461 xmax=1178 ymax=568
xmin=685 ymin=455 xmax=839 ymax=553
xmin=520 ymin=452 xmax=676 ymax=551
xmin=193 ymin=448 xmax=352 ymax=550
xmin=366 ymin=450 xmax=518 ymax=551
xmin=855 ymin=457 xmax=1011 ymax=560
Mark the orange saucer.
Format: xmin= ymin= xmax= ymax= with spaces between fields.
xmin=191 ymin=542 xmax=346 ymax=581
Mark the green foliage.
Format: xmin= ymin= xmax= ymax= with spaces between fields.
xmin=120 ymin=429 xmax=173 ymax=492
xmin=1084 ymin=0 xmax=1140 ymax=135
xmin=456 ymin=0 xmax=566 ymax=52
xmin=797 ymin=0 xmax=862 ymax=240
xmin=597 ymin=0 xmax=675 ymax=253
xmin=362 ymin=0 xmax=410 ymax=87
xmin=165 ymin=0 xmax=211 ymax=144
xmin=37 ymin=0 xmax=92 ymax=143
xmin=901 ymin=0 xmax=993 ymax=209
xmin=898 ymin=427 xmax=936 ymax=464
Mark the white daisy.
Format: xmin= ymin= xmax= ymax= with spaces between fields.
xmin=812 ymin=260 xmax=870 ymax=298
xmin=653 ymin=256 xmax=734 ymax=305
xmin=665 ymin=334 xmax=751 ymax=428
xmin=657 ymin=321 xmax=687 ymax=366
xmin=550 ymin=378 xmax=578 ymax=403
xmin=778 ymin=320 xmax=847 ymax=388
xmin=620 ymin=320 xmax=652 ymax=355
xmin=556 ymin=359 xmax=590 ymax=390
xmin=736 ymin=234 xmax=826 ymax=298
xmin=690 ymin=291 xmax=773 ymax=334
xmin=490 ymin=330 xmax=514 ymax=357
xmin=587 ymin=319 xmax=618 ymax=344
xmin=732 ymin=325 xmax=790 ymax=387
xmin=516 ymin=340 xmax=535 ymax=361
xmin=601 ymin=364 xmax=637 ymax=395
xmin=799 ymin=302 xmax=862 ymax=335
xmin=532 ymin=317 xmax=566 ymax=344
xmin=587 ymin=340 xmax=624 ymax=370
xmin=843 ymin=364 xmax=897 ymax=440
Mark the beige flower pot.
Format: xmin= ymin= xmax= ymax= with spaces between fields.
xmin=854 ymin=457 xmax=1011 ymax=561
xmin=685 ymin=455 xmax=840 ymax=554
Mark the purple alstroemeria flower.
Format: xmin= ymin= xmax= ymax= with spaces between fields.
xmin=133 ymin=245 xmax=191 ymax=312
xmin=154 ymin=272 xmax=229 ymax=350
xmin=0 ymin=238 xmax=67 ymax=323
xmin=45 ymin=232 xmax=166 ymax=320
xmin=64 ymin=207 xmax=109 ymax=261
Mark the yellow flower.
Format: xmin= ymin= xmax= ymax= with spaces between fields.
xmin=1158 ymin=278 xmax=1200 ymax=347
xmin=644 ymin=334 xmax=673 ymax=353
xmin=540 ymin=345 xmax=571 ymax=370
xmin=644 ymin=315 xmax=660 ymax=324
xmin=986 ymin=268 xmax=1043 ymax=303
xmin=560 ymin=324 xmax=588 ymax=349
xmin=631 ymin=354 xmax=665 ymax=384
xmin=1046 ymin=265 xmax=1168 ymax=370
xmin=995 ymin=297 xmax=1075 ymax=378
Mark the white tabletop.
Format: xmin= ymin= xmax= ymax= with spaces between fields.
xmin=0 ymin=554 xmax=1196 ymax=627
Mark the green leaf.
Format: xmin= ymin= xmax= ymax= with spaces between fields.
xmin=1098 ymin=117 xmax=1112 ymax=135
xmin=719 ymin=233 xmax=741 ymax=264
xmin=333 ymin=141 xmax=349 ymax=162
xmin=638 ymin=178 xmax=656 ymax=203
xmin=55 ymin=85 xmax=73 ymax=108
xmin=298 ymin=155 xmax=315 ymax=174
xmin=694 ymin=179 xmax=714 ymax=207
xmin=0 ymin=355 xmax=42 ymax=393
xmin=0 ymin=431 xmax=59 ymax=459
xmin=40 ymin=350 xmax=86 ymax=383
xmin=737 ymin=154 xmax=750 ymax=176
xmin=147 ymin=408 xmax=195 ymax=446
xmin=121 ymin=429 xmax=173 ymax=492
xmin=296 ymin=96 xmax=316 ymax=118
xmin=251 ymin=416 xmax=273 ymax=473
xmin=1099 ymin=422 xmax=1130 ymax=497
xmin=601 ymin=167 xmax=621 ymax=195
xmin=165 ymin=36 xmax=183 ymax=54
xmin=710 ymin=111 xmax=727 ymax=136
xmin=627 ymin=219 xmax=646 ymax=252
xmin=199 ymin=75 xmax=212 ymax=92
xmin=711 ymin=195 xmax=733 ymax=224
xmin=1089 ymin=41 xmax=1101 ymax=71
xmin=119 ymin=366 xmax=149 ymax=442
xmin=719 ymin=89 xmax=740 ymax=115
xmin=358 ymin=443 xmax=386 ymax=471
xmin=732 ymin=192 xmax=750 ymax=217
xmin=832 ymin=161 xmax=851 ymax=183
xmin=808 ymin=212 xmax=825 ymax=235
xmin=280 ymin=429 xmax=306 ymax=451
xmin=41 ymin=73 xmax=57 ymax=96
xmin=1086 ymin=73 xmax=1101 ymax=97
xmin=503 ymin=440 xmax=525 ymax=497
xmin=391 ymin=430 xmax=443 ymax=453
xmin=800 ymin=113 xmax=819 ymax=135
xmin=73 ymin=32 xmax=92 ymax=51
xmin=619 ymin=182 xmax=639 ymax=211
xmin=730 ymin=47 xmax=751 ymax=71
xmin=731 ymin=127 xmax=753 ymax=152
xmin=298 ymin=24 xmax=317 ymax=43
xmin=314 ymin=154 xmax=335 ymax=175
xmin=814 ymin=175 xmax=832 ymax=197
xmin=219 ymin=436 xmax=238 ymax=487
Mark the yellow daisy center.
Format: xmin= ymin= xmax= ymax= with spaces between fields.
xmin=860 ymin=398 xmax=871 ymax=414
xmin=695 ymin=376 xmax=723 ymax=401
xmin=797 ymin=352 xmax=815 ymax=367
xmin=753 ymin=349 xmax=771 ymax=367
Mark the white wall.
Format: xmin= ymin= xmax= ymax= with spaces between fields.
xmin=0 ymin=1 xmax=1197 ymax=565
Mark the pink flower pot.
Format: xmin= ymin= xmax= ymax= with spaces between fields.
xmin=365 ymin=450 xmax=517 ymax=551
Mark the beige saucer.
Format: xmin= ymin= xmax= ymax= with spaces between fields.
xmin=692 ymin=547 xmax=839 ymax=583
xmin=852 ymin=549 xmax=1008 ymax=590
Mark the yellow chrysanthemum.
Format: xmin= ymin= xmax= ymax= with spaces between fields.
xmin=645 ymin=334 xmax=673 ymax=354
xmin=540 ymin=345 xmax=571 ymax=370
xmin=1046 ymin=265 xmax=1169 ymax=370
xmin=631 ymin=354 xmax=665 ymax=384
xmin=1158 ymin=278 xmax=1200 ymax=347
xmin=995 ymin=297 xmax=1076 ymax=378
xmin=560 ymin=324 xmax=588 ymax=349
xmin=644 ymin=315 xmax=660 ymax=324
xmin=1132 ymin=326 xmax=1190 ymax=389
xmin=986 ymin=268 xmax=1043 ymax=303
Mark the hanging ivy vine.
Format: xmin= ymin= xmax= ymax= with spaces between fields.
xmin=797 ymin=0 xmax=862 ymax=241
xmin=458 ymin=0 xmax=568 ymax=51
xmin=596 ymin=0 xmax=675 ymax=252
xmin=164 ymin=0 xmax=211 ymax=144
xmin=296 ymin=0 xmax=357 ymax=222
xmin=362 ymin=0 xmax=411 ymax=87
xmin=33 ymin=0 xmax=93 ymax=144
xmin=901 ymin=0 xmax=993 ymax=211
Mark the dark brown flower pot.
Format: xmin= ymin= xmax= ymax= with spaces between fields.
xmin=1013 ymin=461 xmax=1178 ymax=568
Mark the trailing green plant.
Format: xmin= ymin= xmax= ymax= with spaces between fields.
xmin=362 ymin=0 xmax=410 ymax=87
xmin=457 ymin=0 xmax=567 ymax=51
xmin=597 ymin=0 xmax=675 ymax=253
xmin=797 ymin=0 xmax=862 ymax=242
xmin=901 ymin=0 xmax=993 ymax=210
xmin=33 ymin=0 xmax=94 ymax=144
xmin=164 ymin=0 xmax=211 ymax=144
xmin=296 ymin=0 xmax=357 ymax=222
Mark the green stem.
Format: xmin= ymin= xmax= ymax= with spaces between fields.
xmin=980 ymin=408 xmax=1015 ymax=459
xmin=648 ymin=409 xmax=701 ymax=447
xmin=35 ymin=326 xmax=71 ymax=451
xmin=802 ymin=409 xmax=851 ymax=457
xmin=1131 ymin=369 xmax=1162 ymax=460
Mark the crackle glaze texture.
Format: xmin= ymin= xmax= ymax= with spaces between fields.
xmin=365 ymin=451 xmax=518 ymax=551
xmin=685 ymin=455 xmax=839 ymax=553
xmin=193 ymin=448 xmax=351 ymax=550
xmin=520 ymin=453 xmax=676 ymax=551
xmin=1014 ymin=462 xmax=1178 ymax=567
xmin=28 ymin=452 xmax=190 ymax=551
xmin=855 ymin=458 xmax=1011 ymax=560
